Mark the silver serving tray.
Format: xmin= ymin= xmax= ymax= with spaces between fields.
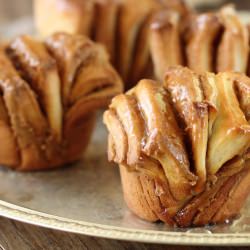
xmin=0 ymin=6 xmax=249 ymax=245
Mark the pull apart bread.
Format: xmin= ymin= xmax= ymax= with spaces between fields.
xmin=34 ymin=0 xmax=189 ymax=87
xmin=0 ymin=32 xmax=122 ymax=171
xmin=103 ymin=66 xmax=250 ymax=227
xmin=150 ymin=5 xmax=250 ymax=81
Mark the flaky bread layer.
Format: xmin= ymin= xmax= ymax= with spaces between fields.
xmin=104 ymin=66 xmax=250 ymax=226
xmin=150 ymin=5 xmax=250 ymax=81
xmin=120 ymin=162 xmax=250 ymax=227
xmin=0 ymin=32 xmax=122 ymax=171
xmin=34 ymin=0 xmax=189 ymax=86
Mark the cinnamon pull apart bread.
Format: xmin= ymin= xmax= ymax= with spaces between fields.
xmin=34 ymin=0 xmax=189 ymax=86
xmin=0 ymin=32 xmax=122 ymax=171
xmin=150 ymin=5 xmax=250 ymax=81
xmin=103 ymin=66 xmax=250 ymax=227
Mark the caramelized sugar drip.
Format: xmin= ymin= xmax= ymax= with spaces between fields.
xmin=216 ymin=5 xmax=249 ymax=73
xmin=164 ymin=66 xmax=209 ymax=193
xmin=233 ymin=73 xmax=250 ymax=122
xmin=206 ymin=72 xmax=250 ymax=175
xmin=44 ymin=33 xmax=123 ymax=133
xmin=150 ymin=5 xmax=250 ymax=81
xmin=103 ymin=66 xmax=250 ymax=226
xmin=34 ymin=0 xmax=189 ymax=86
xmin=0 ymin=48 xmax=50 ymax=169
xmin=150 ymin=10 xmax=184 ymax=81
xmin=0 ymin=32 xmax=122 ymax=170
xmin=185 ymin=13 xmax=222 ymax=73
xmin=104 ymin=78 xmax=197 ymax=206
xmin=7 ymin=35 xmax=63 ymax=141
xmin=113 ymin=0 xmax=188 ymax=85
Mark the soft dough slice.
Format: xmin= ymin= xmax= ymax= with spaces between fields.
xmin=134 ymin=79 xmax=196 ymax=201
xmin=45 ymin=32 xmax=123 ymax=114
xmin=150 ymin=10 xmax=183 ymax=81
xmin=0 ymin=49 xmax=48 ymax=169
xmin=216 ymin=5 xmax=249 ymax=73
xmin=34 ymin=0 xmax=94 ymax=37
xmin=207 ymin=72 xmax=250 ymax=174
xmin=8 ymin=35 xmax=63 ymax=141
xmin=164 ymin=66 xmax=209 ymax=193
xmin=0 ymin=95 xmax=19 ymax=167
xmin=94 ymin=0 xmax=121 ymax=64
xmin=232 ymin=73 xmax=250 ymax=122
xmin=185 ymin=13 xmax=222 ymax=73
xmin=200 ymin=72 xmax=218 ymax=137
xmin=45 ymin=33 xmax=96 ymax=105
xmin=108 ymin=94 xmax=144 ymax=165
xmin=69 ymin=46 xmax=122 ymax=105
xmin=129 ymin=15 xmax=153 ymax=85
xmin=117 ymin=0 xmax=159 ymax=82
xmin=103 ymin=108 xmax=128 ymax=164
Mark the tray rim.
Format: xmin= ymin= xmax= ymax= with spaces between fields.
xmin=0 ymin=200 xmax=249 ymax=246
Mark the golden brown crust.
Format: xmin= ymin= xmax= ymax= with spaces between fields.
xmin=132 ymin=80 xmax=196 ymax=200
xmin=212 ymin=161 xmax=250 ymax=224
xmin=63 ymin=113 xmax=96 ymax=164
xmin=206 ymin=72 xmax=250 ymax=175
xmin=150 ymin=10 xmax=183 ymax=81
xmin=0 ymin=49 xmax=50 ymax=170
xmin=94 ymin=0 xmax=121 ymax=64
xmin=104 ymin=66 xmax=250 ymax=227
xmin=34 ymin=0 xmax=190 ymax=87
xmin=185 ymin=13 xmax=222 ymax=73
xmin=164 ymin=66 xmax=209 ymax=193
xmin=150 ymin=5 xmax=250 ymax=80
xmin=120 ymin=164 xmax=159 ymax=222
xmin=0 ymin=32 xmax=122 ymax=170
xmin=104 ymin=78 xmax=197 ymax=202
xmin=8 ymin=35 xmax=63 ymax=141
xmin=117 ymin=0 xmax=189 ymax=85
xmin=34 ymin=0 xmax=94 ymax=37
xmin=216 ymin=5 xmax=249 ymax=73
xmin=234 ymin=74 xmax=250 ymax=122
xmin=128 ymin=15 xmax=153 ymax=86
xmin=109 ymin=94 xmax=144 ymax=165
xmin=0 ymin=95 xmax=20 ymax=167
xmin=45 ymin=33 xmax=123 ymax=107
xmin=45 ymin=33 xmax=98 ymax=105
xmin=120 ymin=163 xmax=180 ymax=224
xmin=117 ymin=0 xmax=156 ymax=83
xmin=121 ymin=161 xmax=250 ymax=227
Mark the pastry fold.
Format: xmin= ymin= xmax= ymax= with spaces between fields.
xmin=150 ymin=5 xmax=250 ymax=81
xmin=185 ymin=13 xmax=222 ymax=73
xmin=35 ymin=0 xmax=94 ymax=37
xmin=8 ymin=35 xmax=63 ymax=141
xmin=216 ymin=5 xmax=249 ymax=73
xmin=34 ymin=0 xmax=189 ymax=86
xmin=0 ymin=32 xmax=122 ymax=170
xmin=150 ymin=10 xmax=184 ymax=81
xmin=104 ymin=66 xmax=250 ymax=227
xmin=164 ymin=67 xmax=209 ymax=193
